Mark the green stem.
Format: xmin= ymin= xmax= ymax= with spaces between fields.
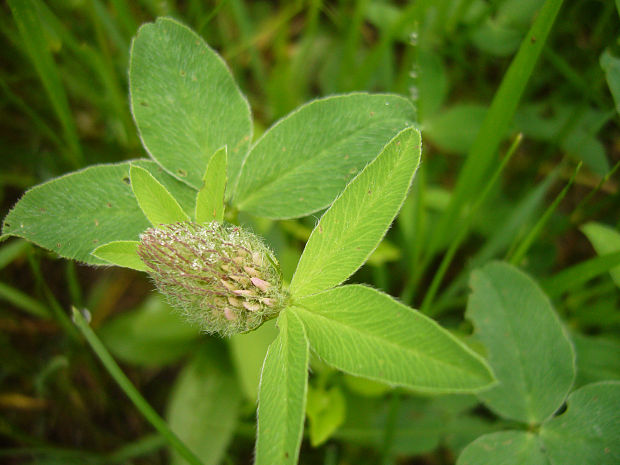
xmin=421 ymin=134 xmax=522 ymax=315
xmin=71 ymin=308 xmax=204 ymax=465
xmin=508 ymin=162 xmax=582 ymax=266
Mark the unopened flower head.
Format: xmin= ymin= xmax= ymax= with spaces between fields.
xmin=137 ymin=221 xmax=287 ymax=336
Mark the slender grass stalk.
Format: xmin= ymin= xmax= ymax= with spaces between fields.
xmin=0 ymin=239 xmax=30 ymax=270
xmin=423 ymin=0 xmax=564 ymax=262
xmin=9 ymin=0 xmax=83 ymax=168
xmin=570 ymin=161 xmax=620 ymax=223
xmin=508 ymin=162 xmax=582 ymax=266
xmin=421 ymin=134 xmax=523 ymax=314
xmin=542 ymin=250 xmax=620 ymax=298
xmin=71 ymin=307 xmax=205 ymax=465
xmin=0 ymin=282 xmax=50 ymax=319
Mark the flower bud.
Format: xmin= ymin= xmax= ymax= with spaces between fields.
xmin=137 ymin=221 xmax=287 ymax=336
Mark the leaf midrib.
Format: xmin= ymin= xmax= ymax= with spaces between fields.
xmin=237 ymin=117 xmax=408 ymax=208
xmin=293 ymin=305 xmax=486 ymax=384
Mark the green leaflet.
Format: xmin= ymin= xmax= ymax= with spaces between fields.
xmin=458 ymin=431 xmax=548 ymax=465
xmin=540 ymin=381 xmax=620 ymax=465
xmin=306 ymin=384 xmax=346 ymax=446
xmin=195 ymin=147 xmax=227 ymax=223
xmin=1 ymin=161 xmax=194 ymax=265
xmin=99 ymin=294 xmax=199 ymax=367
xmin=130 ymin=17 xmax=252 ymax=193
xmin=466 ymin=261 xmax=575 ymax=424
xmin=580 ymin=222 xmax=620 ymax=286
xmin=92 ymin=240 xmax=146 ymax=271
xmin=234 ymin=93 xmax=416 ymax=219
xmin=292 ymin=285 xmax=495 ymax=392
xmin=130 ymin=165 xmax=190 ymax=225
xmin=290 ymin=127 xmax=421 ymax=298
xmin=255 ymin=310 xmax=309 ymax=465
xmin=167 ymin=341 xmax=241 ymax=465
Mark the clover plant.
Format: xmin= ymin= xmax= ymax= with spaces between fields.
xmin=1 ymin=17 xmax=496 ymax=463
xmin=4 ymin=16 xmax=618 ymax=465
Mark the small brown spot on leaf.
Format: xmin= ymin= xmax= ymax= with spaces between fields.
xmin=344 ymin=154 xmax=349 ymax=160
xmin=192 ymin=75 xmax=197 ymax=82
xmin=94 ymin=219 xmax=99 ymax=226
xmin=122 ymin=176 xmax=130 ymax=185
xmin=180 ymin=70 xmax=186 ymax=76
xmin=140 ymin=101 xmax=148 ymax=107
xmin=56 ymin=243 xmax=61 ymax=248
xmin=177 ymin=169 xmax=187 ymax=177
xmin=93 ymin=239 xmax=99 ymax=244
xmin=106 ymin=202 xmax=112 ymax=208
xmin=39 ymin=207 xmax=46 ymax=213
xmin=282 ymin=146 xmax=286 ymax=152
xmin=368 ymin=189 xmax=372 ymax=195
xmin=370 ymin=111 xmax=375 ymax=116
xmin=530 ymin=35 xmax=537 ymax=43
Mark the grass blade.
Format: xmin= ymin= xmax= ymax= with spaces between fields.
xmin=71 ymin=307 xmax=204 ymax=465
xmin=427 ymin=0 xmax=564 ymax=259
xmin=508 ymin=162 xmax=581 ymax=265
xmin=9 ymin=0 xmax=83 ymax=168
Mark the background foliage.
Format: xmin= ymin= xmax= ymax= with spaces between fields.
xmin=0 ymin=1 xmax=619 ymax=464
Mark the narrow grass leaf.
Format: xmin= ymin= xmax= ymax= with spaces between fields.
xmin=195 ymin=147 xmax=227 ymax=223
xmin=255 ymin=310 xmax=309 ymax=465
xmin=0 ymin=282 xmax=50 ymax=319
xmin=167 ymin=342 xmax=241 ymax=465
xmin=429 ymin=0 xmax=564 ymax=256
xmin=467 ymin=261 xmax=575 ymax=424
xmin=290 ymin=127 xmax=421 ymax=298
xmin=130 ymin=17 xmax=252 ymax=192
xmin=580 ymin=222 xmax=620 ymax=286
xmin=9 ymin=0 xmax=82 ymax=167
xmin=542 ymin=250 xmax=620 ymax=297
xmin=234 ymin=93 xmax=416 ymax=219
xmin=292 ymin=285 xmax=495 ymax=393
xmin=130 ymin=165 xmax=190 ymax=225
xmin=540 ymin=381 xmax=620 ymax=465
xmin=71 ymin=308 xmax=204 ymax=465
xmin=92 ymin=241 xmax=147 ymax=271
xmin=1 ymin=161 xmax=195 ymax=265
xmin=457 ymin=431 xmax=548 ymax=465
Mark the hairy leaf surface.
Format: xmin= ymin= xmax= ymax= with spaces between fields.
xmin=290 ymin=127 xmax=421 ymax=297
xmin=235 ymin=93 xmax=415 ymax=218
xmin=293 ymin=285 xmax=494 ymax=392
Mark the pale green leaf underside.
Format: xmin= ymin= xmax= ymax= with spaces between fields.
xmin=457 ymin=431 xmax=549 ymax=465
xmin=130 ymin=17 xmax=251 ymax=193
xmin=540 ymin=381 xmax=620 ymax=465
xmin=581 ymin=222 xmax=620 ymax=286
xmin=92 ymin=240 xmax=146 ymax=271
xmin=167 ymin=342 xmax=241 ymax=465
xmin=234 ymin=93 xmax=416 ymax=219
xmin=1 ymin=160 xmax=195 ymax=265
xmin=255 ymin=310 xmax=309 ymax=465
xmin=130 ymin=164 xmax=190 ymax=225
xmin=292 ymin=285 xmax=495 ymax=392
xmin=196 ymin=147 xmax=227 ymax=223
xmin=466 ymin=261 xmax=575 ymax=424
xmin=290 ymin=127 xmax=421 ymax=298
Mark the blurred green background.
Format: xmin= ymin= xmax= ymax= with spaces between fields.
xmin=1 ymin=1 xmax=618 ymax=464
